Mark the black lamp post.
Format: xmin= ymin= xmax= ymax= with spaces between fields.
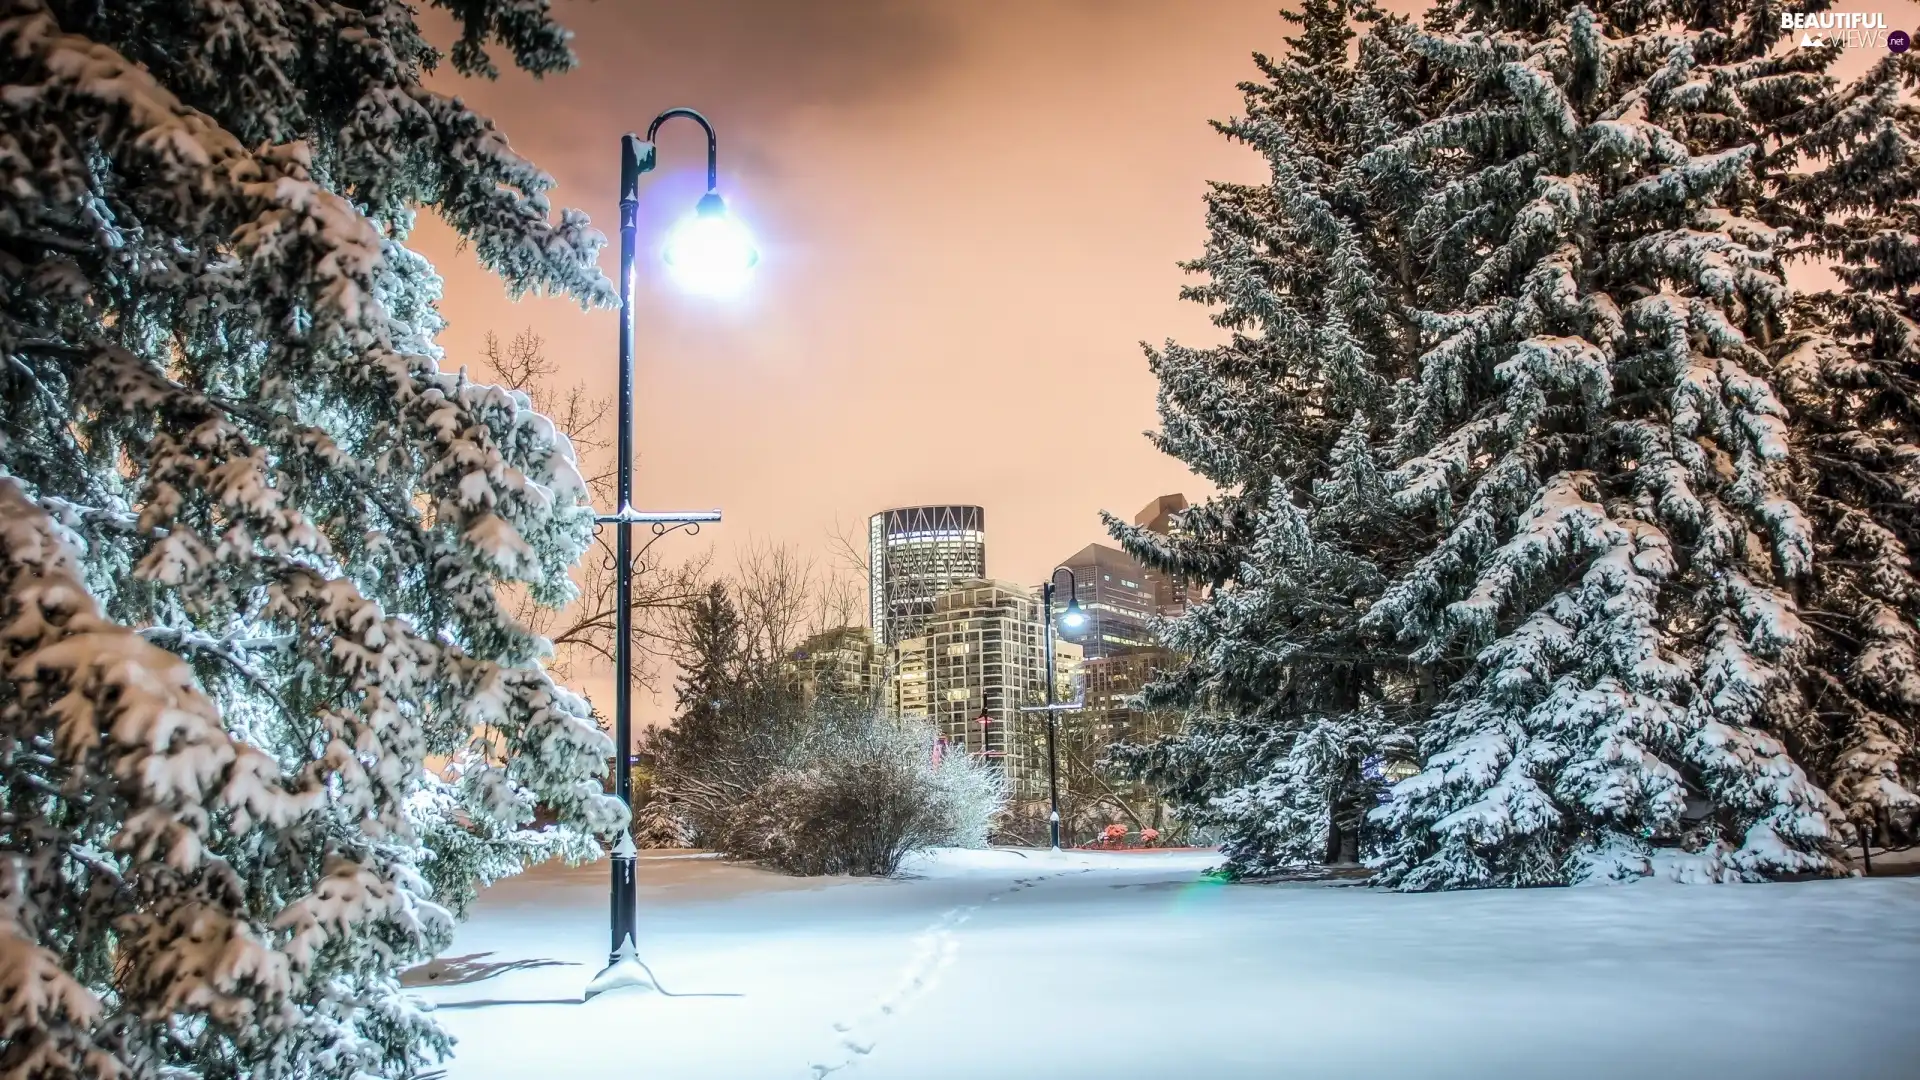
xmin=1034 ymin=567 xmax=1086 ymax=851
xmin=588 ymin=109 xmax=753 ymax=997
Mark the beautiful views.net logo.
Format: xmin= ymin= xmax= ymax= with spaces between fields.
xmin=1779 ymin=11 xmax=1912 ymax=50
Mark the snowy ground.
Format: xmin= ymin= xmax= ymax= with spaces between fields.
xmin=411 ymin=848 xmax=1920 ymax=1079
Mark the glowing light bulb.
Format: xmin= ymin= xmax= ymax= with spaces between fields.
xmin=1061 ymin=601 xmax=1087 ymax=630
xmin=663 ymin=192 xmax=758 ymax=297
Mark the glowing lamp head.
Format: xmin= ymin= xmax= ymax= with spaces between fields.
xmin=1060 ymin=599 xmax=1087 ymax=631
xmin=664 ymin=191 xmax=758 ymax=296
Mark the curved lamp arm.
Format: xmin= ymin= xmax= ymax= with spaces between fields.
xmin=1048 ymin=566 xmax=1079 ymax=610
xmin=623 ymin=107 xmax=718 ymax=203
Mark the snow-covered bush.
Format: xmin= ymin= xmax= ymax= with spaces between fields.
xmin=721 ymin=715 xmax=1006 ymax=877
xmin=644 ymin=583 xmax=812 ymax=844
xmin=647 ymin=584 xmax=1002 ymax=873
xmin=0 ymin=1 xmax=621 ymax=1075
xmin=633 ymin=798 xmax=697 ymax=850
xmin=626 ymin=765 xmax=694 ymax=849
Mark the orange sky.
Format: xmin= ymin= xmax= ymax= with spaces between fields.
xmin=414 ymin=1 xmax=1920 ymax=723
xmin=416 ymin=0 xmax=1293 ymax=720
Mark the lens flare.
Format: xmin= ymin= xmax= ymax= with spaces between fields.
xmin=664 ymin=199 xmax=758 ymax=296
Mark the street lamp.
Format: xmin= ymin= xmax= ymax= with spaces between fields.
xmin=1020 ymin=566 xmax=1084 ymax=852
xmin=1060 ymin=593 xmax=1087 ymax=631
xmin=587 ymin=109 xmax=746 ymax=999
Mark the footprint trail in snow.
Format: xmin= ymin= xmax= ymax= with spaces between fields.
xmin=806 ymin=867 xmax=1091 ymax=1077
xmin=806 ymin=904 xmax=973 ymax=1078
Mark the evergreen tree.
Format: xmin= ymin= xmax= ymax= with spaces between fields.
xmin=643 ymin=582 xmax=798 ymax=842
xmin=1 ymin=1 xmax=622 ymax=1076
xmin=1356 ymin=0 xmax=1846 ymax=887
xmin=1127 ymin=0 xmax=1863 ymax=887
xmin=631 ymin=795 xmax=696 ymax=850
xmin=672 ymin=583 xmax=751 ymax=737
xmin=1765 ymin=47 xmax=1920 ymax=845
xmin=1106 ymin=0 xmax=1437 ymax=875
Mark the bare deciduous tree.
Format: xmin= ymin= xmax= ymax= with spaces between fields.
xmin=478 ymin=328 xmax=708 ymax=687
xmin=824 ymin=515 xmax=871 ymax=592
xmin=992 ymin=710 xmax=1182 ymax=848
xmin=481 ymin=329 xmax=613 ymax=499
xmin=687 ymin=538 xmax=868 ymax=669
xmin=732 ymin=540 xmax=817 ymax=666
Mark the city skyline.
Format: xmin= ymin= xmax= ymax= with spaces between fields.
xmin=865 ymin=494 xmax=1187 ymax=643
xmin=913 ymin=577 xmax=1084 ymax=799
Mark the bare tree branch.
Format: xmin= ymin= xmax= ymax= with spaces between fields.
xmin=476 ymin=326 xmax=705 ymax=686
xmin=825 ymin=515 xmax=872 ymax=592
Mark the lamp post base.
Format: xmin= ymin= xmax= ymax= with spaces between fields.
xmin=1048 ymin=809 xmax=1061 ymax=853
xmin=584 ymin=934 xmax=660 ymax=1000
xmin=606 ymin=832 xmax=638 ymax=966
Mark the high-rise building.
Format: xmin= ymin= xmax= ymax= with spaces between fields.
xmin=1052 ymin=542 xmax=1156 ymax=659
xmin=1134 ymin=493 xmax=1191 ymax=618
xmin=788 ymin=626 xmax=882 ymax=705
xmin=1079 ymin=645 xmax=1181 ymax=746
xmin=918 ymin=578 xmax=1080 ymax=798
xmin=891 ymin=634 xmax=930 ymax=719
xmin=1070 ymin=644 xmax=1182 ymax=838
xmin=869 ymin=505 xmax=987 ymax=648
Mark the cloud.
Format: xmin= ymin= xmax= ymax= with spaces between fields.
xmin=557 ymin=0 xmax=962 ymax=114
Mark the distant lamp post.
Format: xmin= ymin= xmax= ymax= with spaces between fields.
xmin=587 ymin=108 xmax=748 ymax=999
xmin=1022 ymin=567 xmax=1086 ymax=852
xmin=974 ymin=710 xmax=1002 ymax=757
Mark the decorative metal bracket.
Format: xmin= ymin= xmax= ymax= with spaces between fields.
xmin=594 ymin=507 xmax=722 ymax=537
xmin=1020 ymin=673 xmax=1086 ymax=714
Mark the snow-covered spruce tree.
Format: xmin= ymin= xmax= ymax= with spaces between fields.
xmin=1365 ymin=1 xmax=1847 ymax=888
xmin=1 ymin=1 xmax=624 ymax=1076
xmin=1761 ymin=49 xmax=1920 ymax=846
xmin=644 ymin=583 xmax=762 ymax=842
xmin=631 ymin=797 xmax=695 ymax=850
xmin=1104 ymin=0 xmax=1444 ymax=875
